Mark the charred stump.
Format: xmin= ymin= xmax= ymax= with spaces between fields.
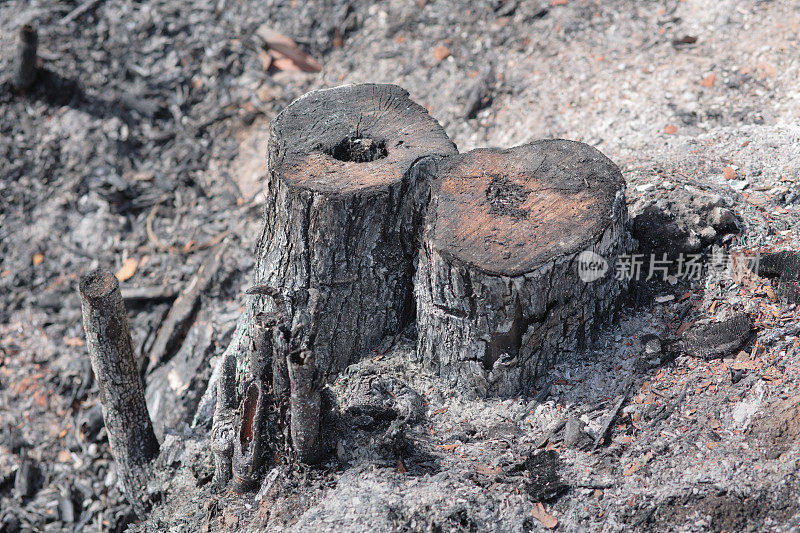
xmin=13 ymin=24 xmax=38 ymax=91
xmin=415 ymin=140 xmax=632 ymax=396
xmin=78 ymin=269 xmax=159 ymax=517
xmin=250 ymin=83 xmax=456 ymax=376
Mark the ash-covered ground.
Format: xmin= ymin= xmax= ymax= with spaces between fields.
xmin=1 ymin=0 xmax=799 ymax=531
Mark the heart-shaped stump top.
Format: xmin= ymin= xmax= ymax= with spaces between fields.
xmin=416 ymin=140 xmax=632 ymax=396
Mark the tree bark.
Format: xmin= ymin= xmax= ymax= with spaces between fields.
xmin=79 ymin=269 xmax=159 ymax=517
xmin=415 ymin=140 xmax=632 ymax=396
xmin=250 ymin=83 xmax=457 ymax=377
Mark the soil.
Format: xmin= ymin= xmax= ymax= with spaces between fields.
xmin=1 ymin=0 xmax=799 ymax=531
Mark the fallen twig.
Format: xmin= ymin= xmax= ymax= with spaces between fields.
xmin=592 ymin=379 xmax=633 ymax=451
xmin=648 ymin=384 xmax=688 ymax=428
xmin=147 ymin=241 xmax=227 ymax=370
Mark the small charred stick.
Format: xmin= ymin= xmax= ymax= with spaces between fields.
xmin=211 ymin=351 xmax=237 ymax=488
xmin=287 ymin=350 xmax=323 ymax=464
xmin=79 ymin=269 xmax=159 ymax=517
xmin=13 ymin=23 xmax=38 ymax=91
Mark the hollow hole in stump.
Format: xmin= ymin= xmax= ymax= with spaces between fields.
xmin=289 ymin=349 xmax=309 ymax=366
xmin=327 ymin=135 xmax=388 ymax=163
xmin=240 ymin=383 xmax=259 ymax=451
xmin=485 ymin=175 xmax=530 ymax=219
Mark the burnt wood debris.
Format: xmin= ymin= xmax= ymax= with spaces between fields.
xmin=80 ymin=83 xmax=633 ymax=511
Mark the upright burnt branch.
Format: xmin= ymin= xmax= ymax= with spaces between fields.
xmin=211 ymin=352 xmax=237 ymax=488
xmin=287 ymin=349 xmax=323 ymax=464
xmin=79 ymin=269 xmax=159 ymax=517
xmin=13 ymin=24 xmax=38 ymax=91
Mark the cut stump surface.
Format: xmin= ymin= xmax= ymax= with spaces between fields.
xmin=416 ymin=140 xmax=632 ymax=396
xmin=252 ymin=83 xmax=457 ymax=377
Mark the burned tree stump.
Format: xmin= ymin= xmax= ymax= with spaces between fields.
xmin=251 ymin=83 xmax=456 ymax=376
xmin=415 ymin=140 xmax=632 ymax=396
xmin=79 ymin=269 xmax=159 ymax=517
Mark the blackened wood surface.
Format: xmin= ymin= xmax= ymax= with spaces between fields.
xmin=416 ymin=140 xmax=632 ymax=396
xmin=251 ymin=83 xmax=457 ymax=376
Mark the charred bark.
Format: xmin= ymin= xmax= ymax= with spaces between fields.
xmin=13 ymin=24 xmax=38 ymax=91
xmin=287 ymin=350 xmax=323 ymax=464
xmin=79 ymin=269 xmax=159 ymax=517
xmin=250 ymin=83 xmax=457 ymax=376
xmin=415 ymin=140 xmax=632 ymax=396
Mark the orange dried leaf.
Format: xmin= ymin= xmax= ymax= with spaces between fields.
xmin=432 ymin=407 xmax=448 ymax=416
xmin=433 ymin=45 xmax=451 ymax=61
xmin=32 ymin=252 xmax=44 ymax=266
xmin=664 ymin=124 xmax=678 ymax=134
xmin=440 ymin=443 xmax=460 ymax=452
xmin=65 ymin=337 xmax=84 ymax=347
xmin=723 ymin=166 xmax=737 ymax=180
xmin=397 ymin=459 xmax=407 ymax=473
xmin=531 ymin=502 xmax=558 ymax=529
xmin=115 ymin=257 xmax=138 ymax=282
xmin=34 ymin=390 xmax=48 ymax=407
xmin=57 ymin=450 xmax=72 ymax=463
xmin=475 ymin=463 xmax=501 ymax=476
xmin=700 ymin=73 xmax=716 ymax=87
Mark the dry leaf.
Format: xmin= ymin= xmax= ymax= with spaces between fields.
xmin=474 ymin=463 xmax=501 ymax=476
xmin=433 ymin=45 xmax=450 ymax=61
xmin=57 ymin=450 xmax=72 ymax=463
xmin=622 ymin=451 xmax=653 ymax=476
xmin=723 ymin=166 xmax=737 ymax=180
xmin=116 ymin=257 xmax=138 ymax=282
xmin=256 ymin=85 xmax=273 ymax=103
xmin=258 ymin=49 xmax=273 ymax=71
xmin=65 ymin=336 xmax=85 ymax=347
xmin=32 ymin=252 xmax=44 ymax=266
xmin=432 ymin=407 xmax=448 ymax=415
xmin=34 ymin=390 xmax=48 ymax=407
xmin=700 ymin=73 xmax=716 ymax=87
xmin=255 ymin=25 xmax=322 ymax=73
xmin=551 ymin=0 xmax=568 ymax=5
xmin=531 ymin=502 xmax=558 ymax=529
xmin=397 ymin=459 xmax=407 ymax=473
xmin=440 ymin=443 xmax=460 ymax=452
xmin=664 ymin=124 xmax=678 ymax=134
